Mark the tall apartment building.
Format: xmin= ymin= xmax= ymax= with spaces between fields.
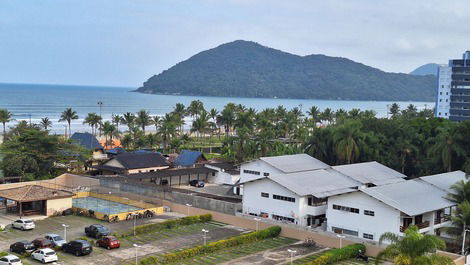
xmin=435 ymin=51 xmax=470 ymax=121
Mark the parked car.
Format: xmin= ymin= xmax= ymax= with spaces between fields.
xmin=32 ymin=238 xmax=54 ymax=249
xmin=44 ymin=234 xmax=66 ymax=247
xmin=189 ymin=179 xmax=205 ymax=188
xmin=11 ymin=219 xmax=35 ymax=230
xmin=160 ymin=179 xmax=169 ymax=185
xmin=85 ymin=224 xmax=110 ymax=238
xmin=9 ymin=240 xmax=35 ymax=254
xmin=31 ymin=248 xmax=58 ymax=264
xmin=0 ymin=254 xmax=22 ymax=265
xmin=96 ymin=236 xmax=120 ymax=250
xmin=62 ymin=240 xmax=93 ymax=256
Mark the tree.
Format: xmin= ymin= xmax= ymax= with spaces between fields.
xmin=0 ymin=109 xmax=14 ymax=136
xmin=40 ymin=117 xmax=52 ymax=131
xmin=157 ymin=114 xmax=177 ymax=151
xmin=83 ymin=113 xmax=101 ymax=136
xmin=217 ymin=103 xmax=237 ymax=137
xmin=376 ymin=225 xmax=453 ymax=265
xmin=112 ymin=114 xmax=122 ymax=134
xmin=429 ymin=126 xmax=467 ymax=172
xmin=102 ymin=121 xmax=118 ymax=148
xmin=121 ymin=112 xmax=136 ymax=133
xmin=191 ymin=111 xmax=210 ymax=141
xmin=187 ymin=100 xmax=205 ymax=119
xmin=320 ymin=108 xmax=334 ymax=124
xmin=389 ymin=103 xmax=400 ymax=118
xmin=136 ymin=109 xmax=152 ymax=133
xmin=332 ymin=122 xmax=364 ymax=164
xmin=59 ymin=108 xmax=78 ymax=137
xmin=307 ymin=106 xmax=320 ymax=123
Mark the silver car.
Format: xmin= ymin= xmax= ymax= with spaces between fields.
xmin=44 ymin=234 xmax=66 ymax=247
xmin=11 ymin=219 xmax=35 ymax=231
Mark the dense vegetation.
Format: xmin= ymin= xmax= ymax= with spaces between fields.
xmin=1 ymin=99 xmax=469 ymax=180
xmin=138 ymin=40 xmax=436 ymax=101
xmin=0 ymin=120 xmax=88 ymax=180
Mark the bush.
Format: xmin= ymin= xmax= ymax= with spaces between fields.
xmin=122 ymin=214 xmax=212 ymax=237
xmin=0 ymin=252 xmax=8 ymax=257
xmin=160 ymin=226 xmax=281 ymax=264
xmin=304 ymin=243 xmax=366 ymax=265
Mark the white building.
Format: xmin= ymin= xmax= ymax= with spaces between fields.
xmin=326 ymin=171 xmax=465 ymax=242
xmin=240 ymin=154 xmax=407 ymax=227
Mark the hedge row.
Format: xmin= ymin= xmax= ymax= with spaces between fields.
xmin=118 ymin=214 xmax=212 ymax=237
xmin=160 ymin=226 xmax=282 ymax=264
xmin=304 ymin=243 xmax=366 ymax=265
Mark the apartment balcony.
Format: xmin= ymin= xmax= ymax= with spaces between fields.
xmin=434 ymin=215 xmax=451 ymax=225
xmin=400 ymin=221 xmax=430 ymax=232
xmin=451 ymin=95 xmax=470 ymax=101
xmin=449 ymin=109 xmax=470 ymax=115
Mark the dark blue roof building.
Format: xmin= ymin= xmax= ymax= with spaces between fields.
xmin=174 ymin=150 xmax=207 ymax=167
xmin=70 ymin=132 xmax=102 ymax=150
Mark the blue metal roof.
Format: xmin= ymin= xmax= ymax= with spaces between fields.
xmin=70 ymin=132 xmax=102 ymax=150
xmin=106 ymin=147 xmax=126 ymax=155
xmin=174 ymin=150 xmax=204 ymax=167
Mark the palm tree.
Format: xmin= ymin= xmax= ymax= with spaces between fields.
xmin=320 ymin=108 xmax=334 ymax=124
xmin=332 ymin=122 xmax=364 ymax=164
xmin=376 ymin=225 xmax=453 ymax=265
xmin=112 ymin=114 xmax=122 ymax=133
xmin=429 ymin=126 xmax=467 ymax=172
xmin=135 ymin=109 xmax=152 ymax=133
xmin=40 ymin=117 xmax=52 ymax=130
xmin=59 ymin=108 xmax=78 ymax=137
xmin=191 ymin=111 xmax=210 ymax=141
xmin=83 ymin=113 xmax=101 ymax=135
xmin=0 ymin=109 xmax=14 ymax=136
xmin=307 ymin=106 xmax=320 ymax=123
xmin=218 ymin=103 xmax=237 ymax=137
xmin=157 ymin=114 xmax=177 ymax=151
xmin=187 ymin=100 xmax=205 ymax=119
xmin=102 ymin=121 xmax=118 ymax=148
xmin=389 ymin=103 xmax=400 ymax=117
xmin=121 ymin=112 xmax=135 ymax=133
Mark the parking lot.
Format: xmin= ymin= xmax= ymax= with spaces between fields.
xmin=0 ymin=214 xmax=249 ymax=265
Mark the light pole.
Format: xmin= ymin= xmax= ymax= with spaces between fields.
xmin=185 ymin=203 xmax=192 ymax=216
xmin=201 ymin=229 xmax=209 ymax=245
xmin=62 ymin=224 xmax=69 ymax=242
xmin=133 ymin=244 xmax=141 ymax=265
xmin=131 ymin=213 xmax=139 ymax=236
xmin=98 ymin=101 xmax=103 ymax=137
xmin=254 ymin=217 xmax=261 ymax=232
xmin=386 ymin=104 xmax=390 ymax=119
xmin=108 ymin=192 xmax=112 ymax=217
xmin=337 ymin=234 xmax=346 ymax=248
xmin=462 ymin=229 xmax=470 ymax=255
xmin=287 ymin=249 xmax=296 ymax=265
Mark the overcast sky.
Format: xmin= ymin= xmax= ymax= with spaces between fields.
xmin=1 ymin=0 xmax=469 ymax=87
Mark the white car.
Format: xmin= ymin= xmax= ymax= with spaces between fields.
xmin=45 ymin=233 xmax=66 ymax=247
xmin=0 ymin=255 xmax=22 ymax=265
xmin=12 ymin=219 xmax=35 ymax=231
xmin=31 ymin=248 xmax=58 ymax=264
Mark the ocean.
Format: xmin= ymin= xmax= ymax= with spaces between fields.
xmin=0 ymin=83 xmax=434 ymax=134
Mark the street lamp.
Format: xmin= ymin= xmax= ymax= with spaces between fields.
xmin=131 ymin=213 xmax=139 ymax=236
xmin=108 ymin=192 xmax=112 ymax=216
xmin=462 ymin=229 xmax=470 ymax=255
xmin=201 ymin=229 xmax=209 ymax=245
xmin=62 ymin=224 xmax=69 ymax=242
xmin=98 ymin=101 xmax=103 ymax=137
xmin=133 ymin=244 xmax=141 ymax=265
xmin=254 ymin=217 xmax=261 ymax=232
xmin=185 ymin=204 xmax=192 ymax=216
xmin=287 ymin=249 xmax=297 ymax=265
xmin=337 ymin=234 xmax=346 ymax=248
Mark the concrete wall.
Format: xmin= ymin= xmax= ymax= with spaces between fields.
xmin=99 ymin=178 xmax=242 ymax=215
xmin=46 ymin=197 xmax=72 ymax=216
xmin=327 ymin=191 xmax=401 ymax=241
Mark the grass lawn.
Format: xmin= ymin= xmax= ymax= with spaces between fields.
xmin=118 ymin=221 xmax=226 ymax=247
xmin=176 ymin=237 xmax=298 ymax=265
xmin=289 ymin=250 xmax=375 ymax=265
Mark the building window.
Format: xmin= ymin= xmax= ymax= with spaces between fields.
xmin=308 ymin=196 xmax=327 ymax=206
xmin=332 ymin=226 xmax=359 ymax=237
xmin=364 ymin=210 xmax=375 ymax=216
xmin=261 ymin=192 xmax=269 ymax=198
xmin=332 ymin=204 xmax=359 ymax=214
xmin=439 ymin=99 xmax=442 ymax=102
xmin=243 ymin=170 xmax=260 ymax=175
xmin=273 ymin=194 xmax=295 ymax=203
xmin=272 ymin=214 xmax=295 ymax=223
xmin=263 ymin=172 xmax=270 ymax=176
xmin=439 ymin=112 xmax=441 ymax=115
xmin=440 ymin=92 xmax=442 ymax=95
xmin=363 ymin=233 xmax=374 ymax=240
xmin=446 ymin=99 xmax=448 ymax=102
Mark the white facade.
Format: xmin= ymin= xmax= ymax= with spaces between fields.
xmin=327 ymin=191 xmax=452 ymax=242
xmin=205 ymin=164 xmax=240 ymax=185
xmin=436 ymin=65 xmax=452 ymax=118
xmin=240 ymin=160 xmax=283 ymax=183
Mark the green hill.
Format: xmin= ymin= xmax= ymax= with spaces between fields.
xmin=137 ymin=40 xmax=436 ymax=101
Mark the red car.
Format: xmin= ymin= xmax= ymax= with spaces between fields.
xmin=95 ymin=236 xmax=120 ymax=250
xmin=32 ymin=238 xmax=54 ymax=249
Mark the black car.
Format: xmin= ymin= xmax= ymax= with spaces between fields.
xmin=85 ymin=224 xmax=110 ymax=238
xmin=62 ymin=240 xmax=93 ymax=256
xmin=189 ymin=180 xmax=205 ymax=188
xmin=9 ymin=240 xmax=35 ymax=254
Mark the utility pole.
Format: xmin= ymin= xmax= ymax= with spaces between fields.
xmin=98 ymin=101 xmax=103 ymax=137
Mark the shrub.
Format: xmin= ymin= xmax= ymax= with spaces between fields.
xmin=122 ymin=214 xmax=212 ymax=237
xmin=0 ymin=252 xmax=8 ymax=257
xmin=304 ymin=243 xmax=366 ymax=265
xmin=160 ymin=226 xmax=281 ymax=264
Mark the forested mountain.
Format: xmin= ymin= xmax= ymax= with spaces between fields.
xmin=409 ymin=63 xmax=439 ymax=76
xmin=137 ymin=40 xmax=436 ymax=101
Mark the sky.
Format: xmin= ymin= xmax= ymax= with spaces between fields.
xmin=1 ymin=0 xmax=470 ymax=87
